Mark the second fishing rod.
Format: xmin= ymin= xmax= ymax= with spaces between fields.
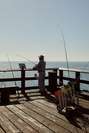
xmin=7 ymin=55 xmax=20 ymax=97
xmin=16 ymin=54 xmax=36 ymax=66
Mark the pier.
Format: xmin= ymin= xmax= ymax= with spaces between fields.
xmin=0 ymin=67 xmax=89 ymax=132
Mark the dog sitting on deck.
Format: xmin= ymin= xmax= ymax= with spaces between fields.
xmin=54 ymin=82 xmax=75 ymax=112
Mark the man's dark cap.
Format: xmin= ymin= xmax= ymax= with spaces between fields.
xmin=39 ymin=55 xmax=44 ymax=60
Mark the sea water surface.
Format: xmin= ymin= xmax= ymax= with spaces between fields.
xmin=0 ymin=61 xmax=89 ymax=91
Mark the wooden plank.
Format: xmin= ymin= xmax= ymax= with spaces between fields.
xmin=0 ymin=111 xmax=20 ymax=133
xmin=79 ymin=98 xmax=89 ymax=109
xmin=7 ymin=105 xmax=53 ymax=133
xmin=0 ymin=106 xmax=36 ymax=133
xmin=24 ymin=101 xmax=81 ymax=133
xmin=30 ymin=96 xmax=45 ymax=101
xmin=0 ymin=127 xmax=5 ymax=133
xmin=32 ymin=99 xmax=68 ymax=122
xmin=16 ymin=104 xmax=69 ymax=133
xmin=37 ymin=99 xmax=57 ymax=108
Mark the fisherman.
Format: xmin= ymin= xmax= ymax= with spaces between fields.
xmin=33 ymin=55 xmax=46 ymax=95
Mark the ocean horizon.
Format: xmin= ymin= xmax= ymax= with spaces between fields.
xmin=0 ymin=61 xmax=89 ymax=70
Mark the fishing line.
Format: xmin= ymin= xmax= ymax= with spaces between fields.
xmin=57 ymin=25 xmax=70 ymax=78
xmin=61 ymin=31 xmax=70 ymax=77
xmin=16 ymin=54 xmax=36 ymax=65
xmin=0 ymin=72 xmax=6 ymax=88
xmin=6 ymin=54 xmax=20 ymax=97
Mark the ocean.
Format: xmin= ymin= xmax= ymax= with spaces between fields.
xmin=0 ymin=61 xmax=89 ymax=70
xmin=0 ymin=61 xmax=89 ymax=91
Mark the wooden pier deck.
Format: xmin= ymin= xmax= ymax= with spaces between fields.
xmin=0 ymin=92 xmax=89 ymax=133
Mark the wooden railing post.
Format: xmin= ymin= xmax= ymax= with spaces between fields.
xmin=75 ymin=72 xmax=80 ymax=105
xmin=1 ymin=89 xmax=10 ymax=105
xmin=59 ymin=70 xmax=63 ymax=86
xmin=21 ymin=66 xmax=25 ymax=94
xmin=48 ymin=69 xmax=57 ymax=93
xmin=75 ymin=72 xmax=80 ymax=92
xmin=53 ymin=68 xmax=57 ymax=73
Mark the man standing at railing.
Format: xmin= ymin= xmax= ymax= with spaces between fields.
xmin=33 ymin=55 xmax=46 ymax=95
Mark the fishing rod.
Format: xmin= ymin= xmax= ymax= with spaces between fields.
xmin=0 ymin=72 xmax=6 ymax=88
xmin=7 ymin=55 xmax=20 ymax=97
xmin=59 ymin=26 xmax=70 ymax=78
xmin=16 ymin=54 xmax=36 ymax=65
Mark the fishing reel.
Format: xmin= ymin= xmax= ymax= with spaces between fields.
xmin=19 ymin=63 xmax=26 ymax=69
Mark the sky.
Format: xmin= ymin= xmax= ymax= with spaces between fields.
xmin=0 ymin=0 xmax=89 ymax=61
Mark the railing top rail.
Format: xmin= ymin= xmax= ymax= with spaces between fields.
xmin=0 ymin=67 xmax=89 ymax=74
xmin=59 ymin=68 xmax=89 ymax=74
xmin=0 ymin=68 xmax=58 ymax=72
xmin=0 ymin=69 xmax=21 ymax=72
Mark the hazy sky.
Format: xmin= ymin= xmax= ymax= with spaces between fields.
xmin=0 ymin=0 xmax=89 ymax=61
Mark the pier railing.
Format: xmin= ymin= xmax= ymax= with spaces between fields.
xmin=0 ymin=68 xmax=89 ymax=90
xmin=0 ymin=67 xmax=89 ymax=104
xmin=0 ymin=67 xmax=89 ymax=91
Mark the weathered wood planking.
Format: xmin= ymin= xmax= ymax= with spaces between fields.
xmin=24 ymin=101 xmax=80 ymax=133
xmin=7 ymin=105 xmax=53 ymax=133
xmin=0 ymin=127 xmax=5 ymax=133
xmin=79 ymin=98 xmax=89 ymax=109
xmin=16 ymin=104 xmax=69 ymax=133
xmin=0 ymin=97 xmax=89 ymax=133
xmin=32 ymin=99 xmax=69 ymax=123
xmin=0 ymin=111 xmax=20 ymax=133
xmin=0 ymin=106 xmax=36 ymax=133
xmin=31 ymin=99 xmax=89 ymax=133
